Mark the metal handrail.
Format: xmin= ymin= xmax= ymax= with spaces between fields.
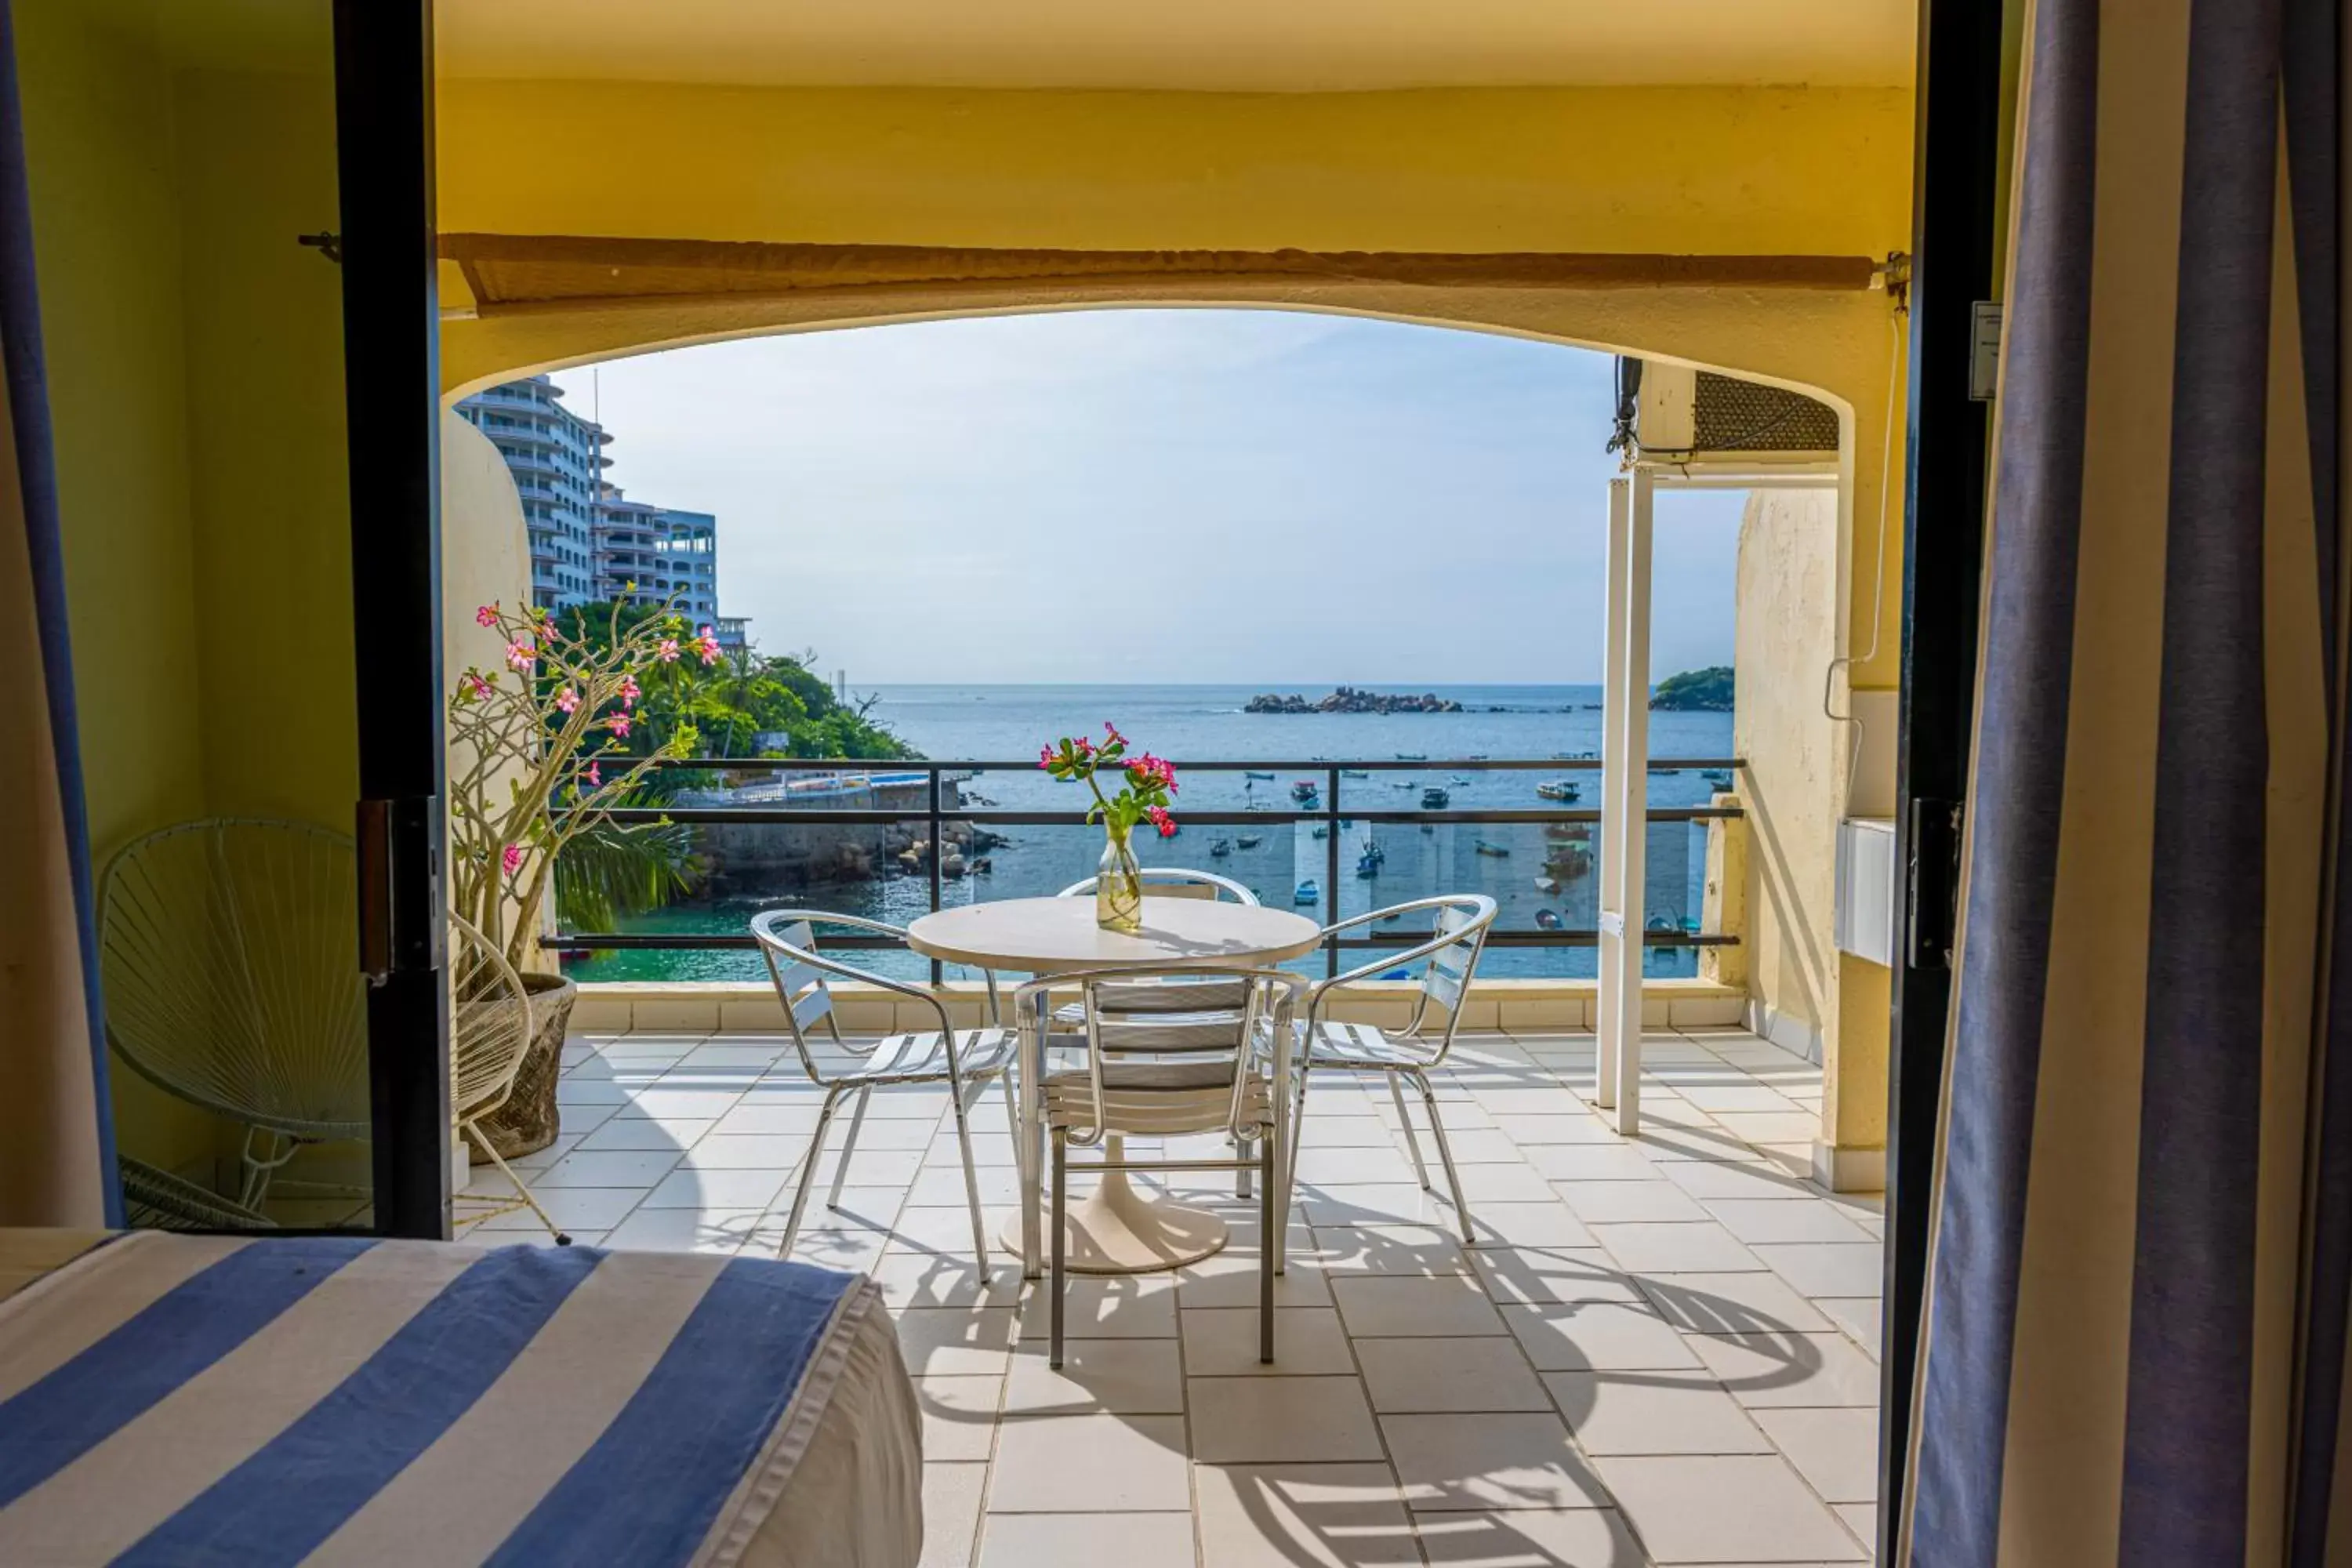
xmin=545 ymin=755 xmax=1744 ymax=979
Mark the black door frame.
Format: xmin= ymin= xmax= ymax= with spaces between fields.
xmin=1880 ymin=0 xmax=2005 ymax=1552
xmin=336 ymin=0 xmax=449 ymax=1240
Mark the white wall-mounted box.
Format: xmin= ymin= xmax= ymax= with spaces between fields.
xmin=1835 ymin=816 xmax=1898 ymax=967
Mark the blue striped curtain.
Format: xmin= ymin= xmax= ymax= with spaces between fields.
xmin=0 ymin=0 xmax=118 ymax=1229
xmin=1900 ymin=0 xmax=2343 ymax=1561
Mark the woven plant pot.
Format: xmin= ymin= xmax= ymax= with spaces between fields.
xmin=477 ymin=971 xmax=577 ymax=1158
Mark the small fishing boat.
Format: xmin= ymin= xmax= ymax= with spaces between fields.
xmin=1450 ymin=775 xmax=1472 ymax=786
xmin=1236 ymin=833 xmax=1262 ymax=849
xmin=1245 ymin=770 xmax=1276 ymax=781
xmin=1356 ymin=838 xmax=1385 ymax=879
xmin=1534 ymin=877 xmax=1559 ymax=895
xmin=1421 ymin=786 xmax=1450 ymax=808
xmin=1392 ymin=780 xmax=1417 ymax=789
xmin=1544 ymin=822 xmax=1587 ymax=841
xmin=1395 ymin=753 xmax=1428 ymax=761
xmin=1209 ymin=838 xmax=1233 ymax=858
xmin=1294 ymin=878 xmax=1320 ymax=906
xmin=1700 ymin=768 xmax=1733 ymax=787
xmin=1291 ymin=780 xmax=1319 ymax=804
xmin=1535 ymin=779 xmax=1581 ymax=801
xmin=1341 ymin=768 xmax=1371 ymax=779
xmin=1310 ymin=826 xmax=1328 ymax=840
xmin=1534 ymin=908 xmax=1563 ymax=930
xmin=1475 ymin=839 xmax=1510 ymax=857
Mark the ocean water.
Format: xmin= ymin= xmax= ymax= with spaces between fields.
xmin=563 ymin=683 xmax=1735 ymax=985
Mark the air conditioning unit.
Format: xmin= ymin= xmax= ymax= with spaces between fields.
xmin=1610 ymin=358 xmax=1841 ymax=475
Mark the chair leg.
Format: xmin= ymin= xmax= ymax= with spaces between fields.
xmin=465 ymin=1120 xmax=572 ymax=1246
xmin=1259 ymin=1126 xmax=1276 ymax=1365
xmin=1388 ymin=1073 xmax=1432 ymax=1190
xmin=828 ymin=1085 xmax=872 ymax=1209
xmin=950 ymin=1075 xmax=991 ymax=1283
xmin=778 ymin=1087 xmax=844 ymax=1260
xmin=1050 ymin=1129 xmax=1069 ymax=1370
xmin=1000 ymin=1069 xmax=1025 ymax=1185
xmin=1236 ymin=1135 xmax=1254 ymax=1200
xmin=1282 ymin=1065 xmax=1313 ymax=1247
xmin=1414 ymin=1071 xmax=1475 ymax=1245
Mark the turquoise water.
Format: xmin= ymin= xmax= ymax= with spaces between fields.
xmin=561 ymin=683 xmax=1733 ymax=985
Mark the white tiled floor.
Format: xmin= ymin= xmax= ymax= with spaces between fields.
xmin=481 ymin=1025 xmax=1882 ymax=1566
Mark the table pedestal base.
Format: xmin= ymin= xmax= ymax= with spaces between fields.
xmin=1007 ymin=1152 xmax=1231 ymax=1275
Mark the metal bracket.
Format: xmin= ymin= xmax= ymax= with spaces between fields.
xmin=357 ymin=796 xmax=442 ymax=984
xmin=298 ymin=230 xmax=344 ymax=263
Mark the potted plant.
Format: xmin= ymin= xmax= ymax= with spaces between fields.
xmin=448 ymin=596 xmax=714 ymax=1154
xmin=1040 ymin=723 xmax=1178 ymax=932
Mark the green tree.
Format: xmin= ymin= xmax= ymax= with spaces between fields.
xmin=1651 ymin=666 xmax=1735 ymax=712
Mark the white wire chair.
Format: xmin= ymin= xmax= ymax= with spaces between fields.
xmin=449 ymin=912 xmax=570 ymax=1244
xmin=751 ymin=910 xmax=1016 ymax=1276
xmin=97 ymin=818 xmax=371 ymax=1210
xmin=1017 ymin=966 xmax=1303 ymax=1368
xmin=1284 ymin=894 xmax=1497 ymax=1243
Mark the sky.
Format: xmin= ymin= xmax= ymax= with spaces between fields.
xmin=576 ymin=310 xmax=1746 ymax=685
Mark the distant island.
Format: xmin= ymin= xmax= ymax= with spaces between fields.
xmin=1246 ymin=686 xmax=1465 ymax=715
xmin=1651 ymin=666 xmax=1734 ymax=711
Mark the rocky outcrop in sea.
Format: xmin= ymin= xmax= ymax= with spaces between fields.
xmin=1245 ymin=687 xmax=1465 ymax=714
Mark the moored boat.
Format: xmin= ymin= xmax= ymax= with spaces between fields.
xmin=1421 ymin=786 xmax=1450 ymax=808
xmin=1293 ymin=878 xmax=1320 ymax=906
xmin=1535 ymin=779 xmax=1581 ymax=801
xmin=1474 ymin=839 xmax=1509 ymax=857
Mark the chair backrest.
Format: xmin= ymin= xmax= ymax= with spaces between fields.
xmin=750 ymin=909 xmax=954 ymax=1083
xmin=1022 ymin=967 xmax=1305 ymax=1144
xmin=96 ymin=818 xmax=369 ymax=1140
xmin=1057 ymin=867 xmax=1261 ymax=905
xmin=448 ymin=912 xmax=535 ymax=1123
xmin=1406 ymin=895 xmax=1497 ymax=1054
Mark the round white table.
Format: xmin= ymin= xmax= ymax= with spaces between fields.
xmin=906 ymin=895 xmax=1323 ymax=1277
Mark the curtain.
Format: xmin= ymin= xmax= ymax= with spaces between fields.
xmin=1900 ymin=0 xmax=2342 ymax=1561
xmin=0 ymin=0 xmax=117 ymax=1229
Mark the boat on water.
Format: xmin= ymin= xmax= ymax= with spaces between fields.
xmin=1395 ymin=753 xmax=1428 ymax=761
xmin=1535 ymin=779 xmax=1581 ymax=801
xmin=1294 ymin=878 xmax=1320 ymax=906
xmin=1247 ymin=799 xmax=1274 ymax=812
xmin=1236 ymin=833 xmax=1262 ymax=849
xmin=1450 ymin=775 xmax=1472 ymax=786
xmin=1534 ymin=877 xmax=1559 ymax=895
xmin=1291 ymin=780 xmax=1320 ymax=804
xmin=1474 ymin=839 xmax=1509 ymax=857
xmin=1341 ymin=768 xmax=1371 ymax=779
xmin=1700 ymin=768 xmax=1733 ymax=787
xmin=1244 ymin=770 xmax=1276 ymax=781
xmin=1310 ymin=825 xmax=1328 ymax=840
xmin=1356 ymin=837 xmax=1386 ymax=879
xmin=1209 ymin=838 xmax=1233 ymax=858
xmin=1392 ymin=779 xmax=1417 ymax=789
xmin=1535 ymin=908 xmax=1563 ymax=930
xmin=1421 ymin=786 xmax=1450 ymax=808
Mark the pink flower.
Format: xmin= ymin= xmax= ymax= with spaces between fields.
xmin=500 ymin=843 xmax=523 ymax=877
xmin=459 ymin=673 xmax=492 ymax=702
xmin=698 ymin=637 xmax=721 ymax=666
xmin=1039 ymin=746 xmax=1056 ymax=770
xmin=1104 ymin=721 xmax=1126 ymax=746
xmin=555 ymin=686 xmax=579 ymax=713
xmin=587 ymin=762 xmax=602 ymax=786
xmin=474 ymin=604 xmax=499 ymax=628
xmin=608 ymin=713 xmax=633 ymax=739
xmin=1073 ymin=735 xmax=1094 ymax=758
xmin=505 ymin=640 xmax=535 ymax=671
xmin=1145 ymin=805 xmax=1176 ymax=838
xmin=619 ymin=675 xmax=641 ymax=708
xmin=657 ymin=638 xmax=681 ymax=663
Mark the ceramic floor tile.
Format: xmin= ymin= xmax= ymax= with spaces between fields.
xmin=474 ymin=1186 xmax=645 ymax=1232
xmin=1176 ymin=1240 xmax=1331 ymax=1308
xmin=975 ymin=1512 xmax=1195 ymax=1568
xmin=1660 ymin=1160 xmax=1816 ymax=1203
xmin=1470 ymin=1247 xmax=1646 ymax=1308
xmin=1189 ymin=1376 xmax=1387 ymax=1463
xmin=1432 ymin=1128 xmax=1548 ymax=1163
xmin=1448 ymin=1162 xmax=1563 ymax=1205
xmin=920 ymin=1464 xmax=986 ymax=1568
xmin=1815 ymin=1298 xmax=1883 ymax=1360
xmin=1301 ymin=1185 xmax=1459 ymax=1229
xmin=1331 ymin=1276 xmax=1507 ymax=1338
xmin=1465 ymin=1203 xmax=1598 ymax=1250
xmin=891 ymin=1203 xmax=1011 ymax=1255
xmin=1298 ymin=1146 xmax=1421 ymax=1185
xmin=1003 ymin=1338 xmax=1184 ymax=1414
xmin=869 ymin=1251 xmax=1026 ymax=1310
xmin=1544 ymin=1369 xmax=1774 ymax=1455
xmin=1688 ymin=1332 xmax=1881 ymax=1408
xmin=1633 ymin=1271 xmax=1836 ymax=1335
xmin=1489 ymin=1114 xmax=1620 ymax=1146
xmin=1500 ymin=1302 xmax=1698 ymax=1371
xmin=890 ymin=1307 xmax=1021 ymax=1376
xmin=533 ymin=1149 xmax=684 ymax=1188
xmin=1192 ymin=1463 xmax=1421 ymax=1568
xmin=1520 ymin=1145 xmax=1659 ymax=1183
xmin=1357 ymin=1337 xmax=1552 ymax=1414
xmin=1555 ymin=1181 xmax=1711 ymax=1225
xmin=916 ymin=1377 xmax=1004 ymax=1460
xmin=1751 ymin=1244 xmax=1886 ymax=1299
xmin=1016 ymin=1272 xmax=1178 ymax=1339
xmin=1591 ymin=1221 xmax=1766 ymax=1275
xmin=1677 ymin=1084 xmax=1804 ymax=1116
xmin=1381 ymin=1413 xmax=1612 ymax=1513
xmin=1412 ymin=1509 xmax=1644 ymax=1566
xmin=909 ymin=1164 xmax=1023 ymax=1207
xmin=619 ymin=1088 xmax=746 ymax=1120
xmin=574 ymin=1117 xmax=713 ymax=1152
xmin=642 ymin=1166 xmax=789 ymax=1210
xmin=811 ymin=1149 xmax=926 ymax=1188
xmin=1315 ymin=1225 xmax=1474 ymax=1277
xmin=1754 ymin=1406 xmax=1878 ymax=1503
xmin=1182 ymin=1306 xmax=1359 ymax=1376
xmin=1471 ymin=1088 xmax=1592 ymax=1117
xmin=1591 ymin=1455 xmax=1865 ymax=1562
xmin=985 ymin=1413 xmax=1190 ymax=1512
xmin=709 ymin=1102 xmax=826 ymax=1138
xmin=1711 ymin=1112 xmax=1826 ymax=1146
xmin=1704 ymin=1200 xmax=1875 ymax=1246
xmin=601 ymin=1205 xmax=760 ymax=1254
xmin=1834 ymin=1503 xmax=1877 ymax=1555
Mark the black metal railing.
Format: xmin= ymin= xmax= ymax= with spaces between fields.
xmin=546 ymin=756 xmax=1745 ymax=982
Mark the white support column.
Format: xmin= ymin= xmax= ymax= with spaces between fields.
xmin=1610 ymin=469 xmax=1655 ymax=1134
xmin=1595 ymin=478 xmax=1629 ymax=1109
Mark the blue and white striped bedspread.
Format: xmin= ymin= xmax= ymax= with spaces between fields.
xmin=0 ymin=1232 xmax=875 ymax=1566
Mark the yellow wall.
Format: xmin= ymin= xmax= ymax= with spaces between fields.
xmin=19 ymin=1 xmax=355 ymax=1175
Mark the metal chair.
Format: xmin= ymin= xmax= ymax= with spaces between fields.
xmin=1016 ymin=966 xmax=1304 ymax=1369
xmin=96 ymin=818 xmax=370 ymax=1209
xmin=752 ymin=910 xmax=1015 ymax=1276
xmin=1284 ymin=895 xmax=1497 ymax=1243
xmin=1055 ymin=866 xmax=1261 ymax=906
xmin=449 ymin=912 xmax=569 ymax=1243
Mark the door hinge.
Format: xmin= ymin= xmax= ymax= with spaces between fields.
xmin=357 ymin=796 xmax=442 ymax=984
xmin=1905 ymin=798 xmax=1965 ymax=971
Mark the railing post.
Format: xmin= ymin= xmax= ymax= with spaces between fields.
xmin=1325 ymin=765 xmax=1341 ymax=978
xmin=1700 ymin=791 xmax=1749 ymax=993
xmin=927 ymin=766 xmax=943 ymax=986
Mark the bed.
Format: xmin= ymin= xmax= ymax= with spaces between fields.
xmin=0 ymin=1230 xmax=923 ymax=1567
